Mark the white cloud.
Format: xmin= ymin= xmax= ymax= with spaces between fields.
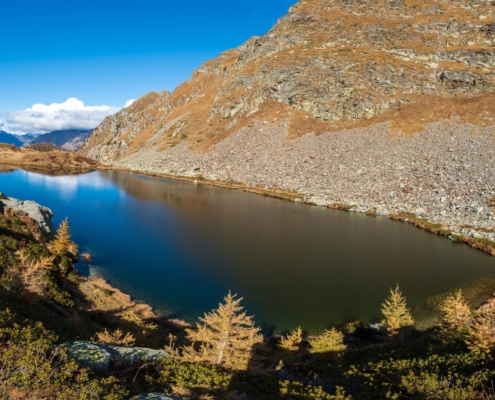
xmin=124 ymin=99 xmax=137 ymax=108
xmin=0 ymin=97 xmax=134 ymax=134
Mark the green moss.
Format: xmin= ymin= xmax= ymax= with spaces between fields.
xmin=42 ymin=273 xmax=74 ymax=308
xmin=59 ymin=254 xmax=75 ymax=275
xmin=157 ymin=357 xmax=231 ymax=390
xmin=472 ymin=237 xmax=495 ymax=248
xmin=24 ymin=241 xmax=51 ymax=260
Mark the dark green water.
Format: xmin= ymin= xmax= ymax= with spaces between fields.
xmin=1 ymin=168 xmax=495 ymax=333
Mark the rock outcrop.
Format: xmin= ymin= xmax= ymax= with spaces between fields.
xmin=65 ymin=342 xmax=185 ymax=399
xmin=79 ymin=0 xmax=495 ymax=233
xmin=65 ymin=341 xmax=169 ymax=370
xmin=0 ymin=193 xmax=55 ymax=238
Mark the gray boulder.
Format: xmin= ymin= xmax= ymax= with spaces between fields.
xmin=0 ymin=193 xmax=55 ymax=238
xmin=65 ymin=341 xmax=169 ymax=370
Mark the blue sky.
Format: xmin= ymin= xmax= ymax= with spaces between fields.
xmin=0 ymin=0 xmax=295 ymax=133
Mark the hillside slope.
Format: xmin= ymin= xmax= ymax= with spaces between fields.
xmin=0 ymin=144 xmax=98 ymax=173
xmin=80 ymin=0 xmax=495 ymax=234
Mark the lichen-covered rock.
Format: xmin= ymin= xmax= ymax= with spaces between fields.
xmin=108 ymin=345 xmax=169 ymax=364
xmin=65 ymin=341 xmax=169 ymax=370
xmin=0 ymin=194 xmax=55 ymax=238
xmin=64 ymin=341 xmax=113 ymax=370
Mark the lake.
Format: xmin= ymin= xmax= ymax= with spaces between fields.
xmin=1 ymin=167 xmax=495 ymax=333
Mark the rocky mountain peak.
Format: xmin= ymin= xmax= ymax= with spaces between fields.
xmin=80 ymin=0 xmax=495 ymax=163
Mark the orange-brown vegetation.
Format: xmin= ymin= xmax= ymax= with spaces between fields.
xmin=381 ymin=284 xmax=414 ymax=334
xmin=94 ymin=328 xmax=136 ymax=347
xmin=0 ymin=144 xmax=98 ymax=172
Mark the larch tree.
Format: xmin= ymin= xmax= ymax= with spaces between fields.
xmin=466 ymin=306 xmax=495 ymax=355
xmin=439 ymin=290 xmax=472 ymax=339
xmin=381 ymin=284 xmax=414 ymax=334
xmin=279 ymin=326 xmax=304 ymax=352
xmin=309 ymin=328 xmax=347 ymax=354
xmin=17 ymin=249 xmax=54 ymax=296
xmin=51 ymin=218 xmax=72 ymax=255
xmin=182 ymin=292 xmax=263 ymax=370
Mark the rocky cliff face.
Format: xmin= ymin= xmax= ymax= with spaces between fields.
xmin=79 ymin=0 xmax=495 ymax=232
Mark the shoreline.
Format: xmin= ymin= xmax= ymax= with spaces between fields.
xmin=2 ymin=163 xmax=495 ymax=335
xmin=99 ymin=164 xmax=495 ymax=258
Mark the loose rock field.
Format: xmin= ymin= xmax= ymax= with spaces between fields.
xmin=110 ymin=120 xmax=495 ymax=242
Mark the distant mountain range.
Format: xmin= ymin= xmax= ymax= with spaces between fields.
xmin=0 ymin=129 xmax=92 ymax=150
xmin=15 ymin=133 xmax=42 ymax=144
xmin=0 ymin=131 xmax=24 ymax=147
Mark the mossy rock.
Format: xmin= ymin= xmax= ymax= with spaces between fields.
xmin=65 ymin=341 xmax=169 ymax=370
xmin=65 ymin=341 xmax=112 ymax=369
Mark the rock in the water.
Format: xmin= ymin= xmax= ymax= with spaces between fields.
xmin=65 ymin=341 xmax=169 ymax=370
xmin=0 ymin=194 xmax=55 ymax=238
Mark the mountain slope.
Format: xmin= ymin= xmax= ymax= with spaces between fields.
xmin=16 ymin=133 xmax=42 ymax=144
xmin=80 ymin=0 xmax=495 ymax=234
xmin=61 ymin=130 xmax=93 ymax=150
xmin=28 ymin=129 xmax=93 ymax=149
xmin=0 ymin=131 xmax=23 ymax=147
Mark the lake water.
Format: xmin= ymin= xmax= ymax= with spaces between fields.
xmin=1 ymin=167 xmax=495 ymax=333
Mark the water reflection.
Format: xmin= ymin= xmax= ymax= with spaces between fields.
xmin=1 ymin=168 xmax=495 ymax=332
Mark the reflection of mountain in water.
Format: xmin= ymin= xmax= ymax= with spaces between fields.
xmin=0 ymin=164 xmax=91 ymax=177
xmin=98 ymin=169 xmax=495 ymax=332
xmin=102 ymin=169 xmax=230 ymax=213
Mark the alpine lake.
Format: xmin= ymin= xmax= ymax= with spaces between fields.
xmin=2 ymin=167 xmax=495 ymax=334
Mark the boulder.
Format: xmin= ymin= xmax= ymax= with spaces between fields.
xmin=64 ymin=341 xmax=112 ymax=370
xmin=0 ymin=193 xmax=55 ymax=239
xmin=65 ymin=341 xmax=169 ymax=370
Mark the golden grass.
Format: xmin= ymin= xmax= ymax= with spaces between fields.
xmin=0 ymin=144 xmax=97 ymax=172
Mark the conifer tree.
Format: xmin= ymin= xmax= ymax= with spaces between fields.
xmin=17 ymin=249 xmax=54 ymax=296
xmin=309 ymin=328 xmax=347 ymax=354
xmin=51 ymin=218 xmax=71 ymax=255
xmin=439 ymin=290 xmax=472 ymax=339
xmin=279 ymin=326 xmax=304 ymax=352
xmin=381 ymin=284 xmax=414 ymax=334
xmin=466 ymin=306 xmax=495 ymax=355
xmin=183 ymin=292 xmax=263 ymax=370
